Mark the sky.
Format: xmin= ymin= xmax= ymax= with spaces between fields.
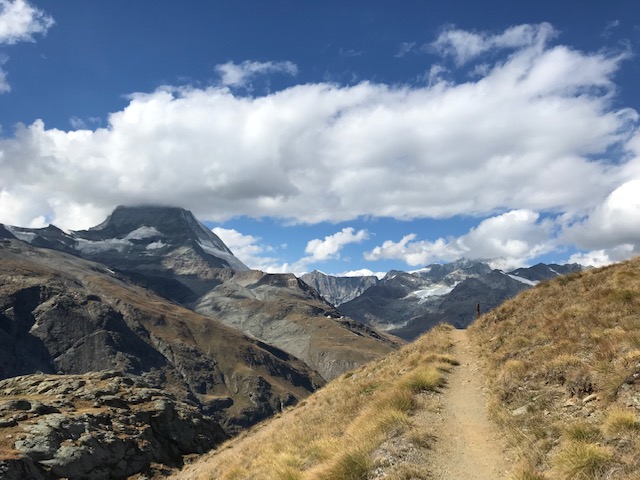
xmin=1 ymin=0 xmax=640 ymax=276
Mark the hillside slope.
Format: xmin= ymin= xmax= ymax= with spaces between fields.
xmin=0 ymin=239 xmax=325 ymax=478
xmin=172 ymin=258 xmax=640 ymax=480
xmin=470 ymin=257 xmax=640 ymax=479
xmin=171 ymin=325 xmax=481 ymax=480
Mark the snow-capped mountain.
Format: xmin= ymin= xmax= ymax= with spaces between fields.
xmin=309 ymin=260 xmax=583 ymax=340
xmin=5 ymin=205 xmax=249 ymax=274
xmin=1 ymin=206 xmax=400 ymax=381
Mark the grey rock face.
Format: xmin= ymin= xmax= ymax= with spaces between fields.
xmin=300 ymin=271 xmax=379 ymax=306
xmin=1 ymin=372 xmax=227 ymax=479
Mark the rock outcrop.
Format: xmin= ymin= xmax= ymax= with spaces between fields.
xmin=0 ymin=371 xmax=226 ymax=479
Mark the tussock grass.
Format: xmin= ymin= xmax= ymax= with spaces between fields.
xmin=603 ymin=408 xmax=640 ymax=436
xmin=552 ymin=442 xmax=613 ymax=480
xmin=470 ymin=256 xmax=640 ymax=479
xmin=563 ymin=421 xmax=601 ymax=443
xmin=400 ymin=366 xmax=443 ymax=393
xmin=173 ymin=325 xmax=456 ymax=480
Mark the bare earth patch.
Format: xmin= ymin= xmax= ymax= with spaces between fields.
xmin=370 ymin=328 xmax=513 ymax=480
xmin=428 ymin=328 xmax=513 ymax=479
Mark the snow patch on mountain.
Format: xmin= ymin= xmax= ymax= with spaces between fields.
xmin=4 ymin=226 xmax=36 ymax=243
xmin=507 ymin=274 xmax=539 ymax=286
xmin=75 ymin=237 xmax=131 ymax=254
xmin=146 ymin=241 xmax=166 ymax=250
xmin=126 ymin=226 xmax=162 ymax=240
xmin=407 ymin=283 xmax=457 ymax=302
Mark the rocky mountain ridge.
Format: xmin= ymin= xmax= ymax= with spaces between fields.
xmin=1 ymin=207 xmax=400 ymax=381
xmin=307 ymin=260 xmax=583 ymax=340
xmin=300 ymin=270 xmax=379 ymax=306
xmin=0 ymin=371 xmax=227 ymax=480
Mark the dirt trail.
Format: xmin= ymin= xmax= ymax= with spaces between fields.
xmin=427 ymin=328 xmax=512 ymax=479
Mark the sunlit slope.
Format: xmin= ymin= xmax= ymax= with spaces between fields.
xmin=470 ymin=257 xmax=640 ymax=480
xmin=172 ymin=325 xmax=458 ymax=480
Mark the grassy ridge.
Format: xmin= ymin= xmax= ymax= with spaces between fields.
xmin=173 ymin=325 xmax=457 ymax=480
xmin=470 ymin=257 xmax=640 ymax=479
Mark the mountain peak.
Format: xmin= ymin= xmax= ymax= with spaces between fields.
xmin=89 ymin=205 xmax=198 ymax=235
xmin=73 ymin=205 xmax=248 ymax=271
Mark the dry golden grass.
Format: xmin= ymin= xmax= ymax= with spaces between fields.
xmin=552 ymin=442 xmax=613 ymax=480
xmin=171 ymin=325 xmax=455 ymax=480
xmin=602 ymin=408 xmax=640 ymax=436
xmin=470 ymin=256 xmax=640 ymax=479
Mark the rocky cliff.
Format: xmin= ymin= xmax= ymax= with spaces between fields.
xmin=300 ymin=270 xmax=379 ymax=306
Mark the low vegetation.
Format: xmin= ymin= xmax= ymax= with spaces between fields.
xmin=470 ymin=257 xmax=640 ymax=479
xmin=172 ymin=325 xmax=457 ymax=480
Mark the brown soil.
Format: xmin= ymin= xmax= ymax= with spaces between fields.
xmin=427 ymin=328 xmax=513 ymax=479
xmin=369 ymin=327 xmax=514 ymax=480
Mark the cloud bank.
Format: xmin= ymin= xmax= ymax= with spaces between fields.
xmin=1 ymin=22 xmax=639 ymax=270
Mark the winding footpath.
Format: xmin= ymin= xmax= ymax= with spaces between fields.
xmin=427 ymin=328 xmax=513 ymax=479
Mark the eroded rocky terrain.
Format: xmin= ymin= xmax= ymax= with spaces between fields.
xmin=0 ymin=371 xmax=226 ymax=479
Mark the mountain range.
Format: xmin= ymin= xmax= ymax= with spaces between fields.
xmin=0 ymin=206 xmax=399 ymax=478
xmin=303 ymin=259 xmax=582 ymax=340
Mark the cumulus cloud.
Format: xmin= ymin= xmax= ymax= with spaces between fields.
xmin=0 ymin=0 xmax=53 ymax=93
xmin=0 ymin=22 xmax=637 ymax=274
xmin=212 ymin=226 xmax=368 ymax=275
xmin=0 ymin=0 xmax=53 ymax=44
xmin=338 ymin=268 xmax=386 ymax=279
xmin=365 ymin=210 xmax=555 ymax=270
xmin=215 ymin=60 xmax=298 ymax=88
xmin=304 ymin=228 xmax=369 ymax=261
xmin=561 ymin=179 xmax=640 ymax=257
xmin=211 ymin=227 xmax=284 ymax=272
xmin=568 ymin=245 xmax=636 ymax=268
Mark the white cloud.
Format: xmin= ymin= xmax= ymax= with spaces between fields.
xmin=561 ymin=179 xmax=640 ymax=252
xmin=211 ymin=226 xmax=369 ymax=275
xmin=0 ymin=19 xmax=637 ymax=279
xmin=365 ymin=210 xmax=555 ymax=270
xmin=568 ymin=245 xmax=636 ymax=268
xmin=215 ymin=60 xmax=298 ymax=88
xmin=211 ymin=226 xmax=283 ymax=272
xmin=0 ymin=0 xmax=53 ymax=45
xmin=432 ymin=22 xmax=557 ymax=65
xmin=0 ymin=0 xmax=53 ymax=94
xmin=304 ymin=227 xmax=369 ymax=261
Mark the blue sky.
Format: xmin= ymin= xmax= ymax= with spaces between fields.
xmin=1 ymin=1 xmax=640 ymax=275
